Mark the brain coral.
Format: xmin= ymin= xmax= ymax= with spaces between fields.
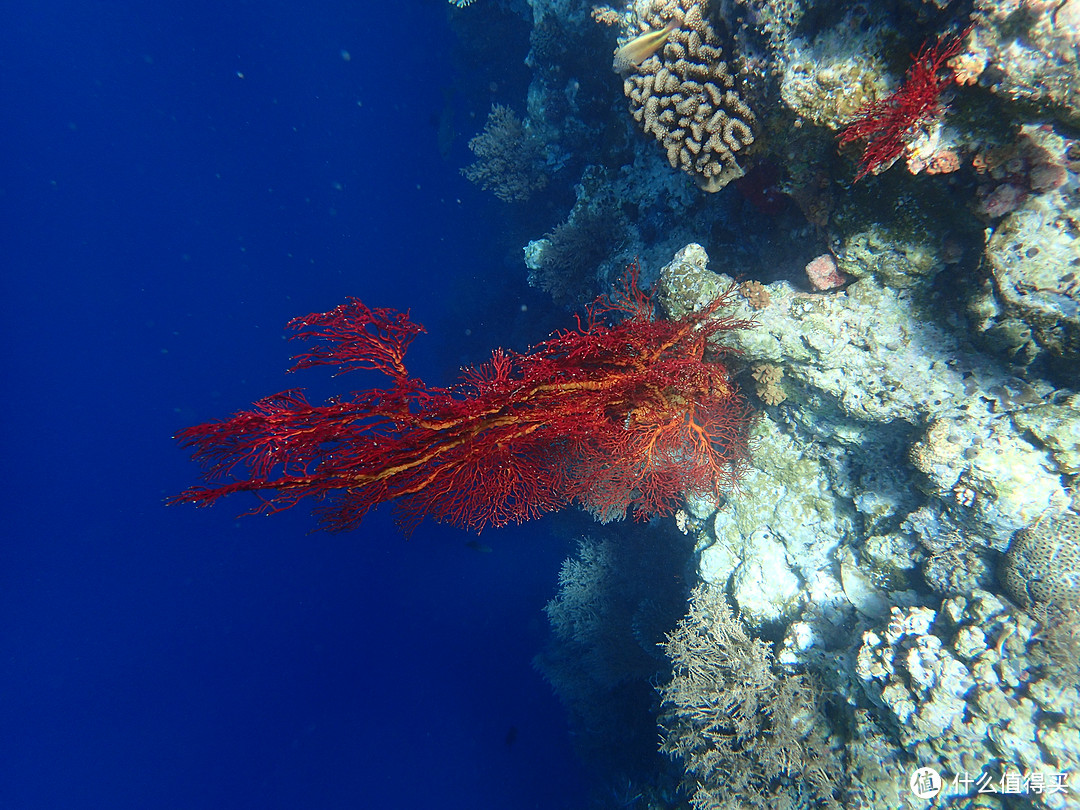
xmin=619 ymin=0 xmax=756 ymax=192
xmin=1002 ymin=511 xmax=1080 ymax=610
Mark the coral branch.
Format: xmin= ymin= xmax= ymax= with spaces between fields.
xmin=839 ymin=29 xmax=968 ymax=182
xmin=286 ymin=299 xmax=425 ymax=378
xmin=171 ymin=264 xmax=756 ymax=535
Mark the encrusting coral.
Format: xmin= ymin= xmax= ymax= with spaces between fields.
xmin=617 ymin=0 xmax=757 ymax=192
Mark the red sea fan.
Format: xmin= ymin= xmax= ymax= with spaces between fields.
xmin=839 ymin=28 xmax=968 ymax=182
xmin=171 ymin=263 xmax=757 ymax=535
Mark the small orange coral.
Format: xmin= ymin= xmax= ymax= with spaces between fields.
xmin=925 ymin=149 xmax=962 ymax=175
xmin=739 ymin=280 xmax=770 ymax=310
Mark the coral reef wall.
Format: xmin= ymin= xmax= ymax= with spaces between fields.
xmin=450 ymin=0 xmax=1080 ymax=805
xmin=653 ymin=238 xmax=1079 ymax=807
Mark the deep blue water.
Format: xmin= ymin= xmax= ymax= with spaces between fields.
xmin=2 ymin=1 xmax=587 ymax=807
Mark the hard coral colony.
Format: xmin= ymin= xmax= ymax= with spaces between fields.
xmin=171 ymin=265 xmax=756 ymax=535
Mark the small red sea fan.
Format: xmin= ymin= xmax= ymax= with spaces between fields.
xmin=839 ymin=28 xmax=968 ymax=182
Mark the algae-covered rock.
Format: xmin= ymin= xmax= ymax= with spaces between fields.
xmin=706 ymin=274 xmax=975 ymax=425
xmin=983 ymin=189 xmax=1080 ymax=376
xmin=703 ymin=413 xmax=854 ymax=626
xmin=827 ymin=174 xmax=972 ymax=288
xmin=655 ymin=242 xmax=724 ymax=320
xmin=1012 ymin=398 xmax=1080 ymax=476
xmin=779 ymin=25 xmax=892 ymax=132
xmin=656 ymin=240 xmax=1069 ymax=572
xmin=908 ymin=412 xmax=1070 ymax=546
xmin=965 ymin=0 xmax=1080 ymax=126
xmin=834 ymin=221 xmax=947 ymax=288
xmin=730 ymin=527 xmax=801 ymax=626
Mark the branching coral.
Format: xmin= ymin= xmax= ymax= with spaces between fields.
xmin=839 ymin=29 xmax=967 ymax=181
xmin=172 ymin=263 xmax=756 ymax=534
xmin=526 ymin=176 xmax=629 ymax=308
xmin=659 ymin=584 xmax=844 ymax=810
xmin=536 ymin=533 xmax=691 ymax=775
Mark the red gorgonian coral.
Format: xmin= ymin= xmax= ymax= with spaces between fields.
xmin=839 ymin=29 xmax=968 ymax=182
xmin=170 ymin=263 xmax=756 ymax=535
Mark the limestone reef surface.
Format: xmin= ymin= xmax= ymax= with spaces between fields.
xmin=655 ymin=242 xmax=1079 ymax=806
xmin=539 ymin=241 xmax=1080 ymax=808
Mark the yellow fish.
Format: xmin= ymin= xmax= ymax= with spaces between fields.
xmin=613 ymin=21 xmax=677 ymax=75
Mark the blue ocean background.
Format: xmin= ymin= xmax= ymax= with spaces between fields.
xmin=2 ymin=1 xmax=590 ymax=807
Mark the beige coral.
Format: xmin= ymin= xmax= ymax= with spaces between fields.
xmin=591 ymin=5 xmax=622 ymax=26
xmin=752 ymin=363 xmax=787 ymax=405
xmin=618 ymin=0 xmax=756 ymax=192
xmin=739 ymin=280 xmax=770 ymax=310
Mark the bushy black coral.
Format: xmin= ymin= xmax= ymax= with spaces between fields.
xmin=659 ymin=584 xmax=844 ymax=810
xmin=535 ymin=533 xmax=689 ymax=785
xmin=461 ymin=104 xmax=547 ymax=203
xmin=528 ymin=176 xmax=629 ymax=309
